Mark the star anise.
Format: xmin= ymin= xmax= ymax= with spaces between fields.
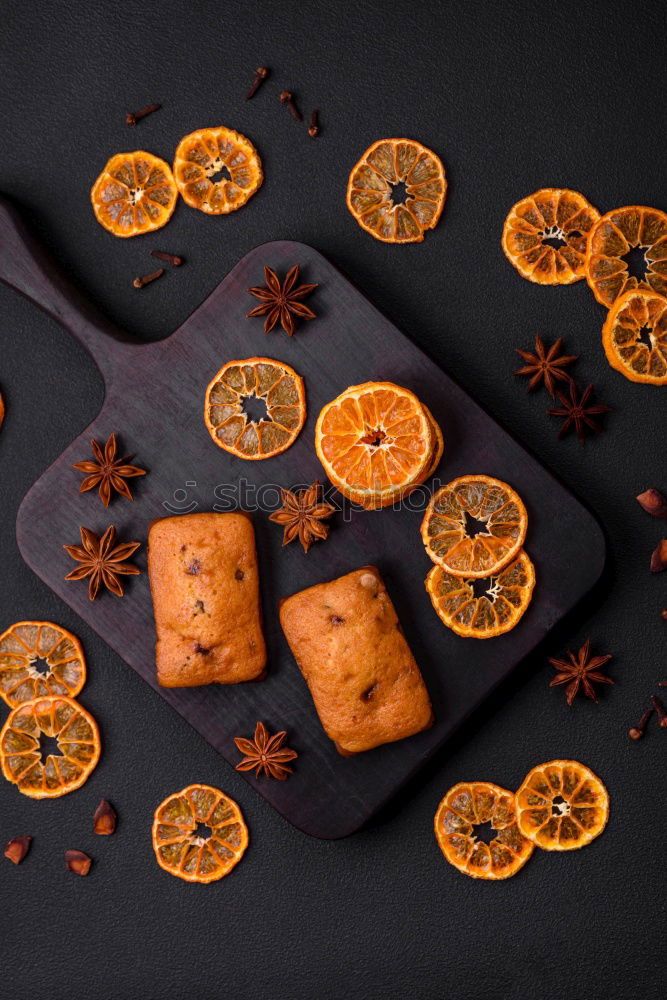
xmin=247 ymin=264 xmax=317 ymax=336
xmin=515 ymin=334 xmax=577 ymax=397
xmin=234 ymin=721 xmax=298 ymax=780
xmin=549 ymin=638 xmax=614 ymax=706
xmin=64 ymin=525 xmax=141 ymax=600
xmin=73 ymin=433 xmax=146 ymax=506
xmin=269 ymin=481 xmax=335 ymax=552
xmin=547 ymin=382 xmax=611 ymax=444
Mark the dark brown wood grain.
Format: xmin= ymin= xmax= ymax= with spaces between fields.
xmin=0 ymin=195 xmax=605 ymax=838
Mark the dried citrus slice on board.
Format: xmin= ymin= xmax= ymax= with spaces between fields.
xmin=434 ymin=782 xmax=534 ymax=879
xmin=173 ymin=127 xmax=262 ymax=215
xmin=315 ymin=382 xmax=436 ymax=509
xmin=421 ymin=475 xmax=527 ymax=577
xmin=585 ymin=206 xmax=667 ymax=307
xmin=502 ymin=188 xmax=600 ymax=284
xmin=205 ymin=357 xmax=306 ymax=459
xmin=90 ymin=151 xmax=178 ymax=237
xmin=152 ymin=783 xmax=248 ymax=883
xmin=346 ymin=139 xmax=446 ymax=243
xmin=426 ymin=550 xmax=535 ymax=638
xmin=516 ymin=760 xmax=609 ymax=851
xmin=601 ymin=289 xmax=667 ymax=384
xmin=0 ymin=621 xmax=86 ymax=707
xmin=0 ymin=696 xmax=101 ymax=799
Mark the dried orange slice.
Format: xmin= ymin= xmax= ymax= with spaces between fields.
xmin=205 ymin=357 xmax=306 ymax=460
xmin=173 ymin=127 xmax=262 ymax=215
xmin=421 ymin=475 xmax=527 ymax=577
xmin=502 ymin=188 xmax=600 ymax=284
xmin=0 ymin=696 xmax=101 ymax=799
xmin=346 ymin=139 xmax=446 ymax=244
xmin=601 ymin=289 xmax=667 ymax=384
xmin=0 ymin=621 xmax=86 ymax=707
xmin=434 ymin=782 xmax=534 ymax=879
xmin=585 ymin=206 xmax=667 ymax=307
xmin=315 ymin=382 xmax=436 ymax=509
xmin=516 ymin=760 xmax=609 ymax=851
xmin=91 ymin=151 xmax=177 ymax=237
xmin=426 ymin=550 xmax=535 ymax=638
xmin=152 ymin=783 xmax=248 ymax=883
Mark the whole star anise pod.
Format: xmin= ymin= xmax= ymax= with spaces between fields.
xmin=269 ymin=481 xmax=335 ymax=552
xmin=515 ymin=334 xmax=577 ymax=397
xmin=549 ymin=638 xmax=614 ymax=706
xmin=547 ymin=382 xmax=611 ymax=444
xmin=247 ymin=264 xmax=317 ymax=336
xmin=73 ymin=433 xmax=146 ymax=506
xmin=64 ymin=525 xmax=141 ymax=600
xmin=234 ymin=721 xmax=298 ymax=780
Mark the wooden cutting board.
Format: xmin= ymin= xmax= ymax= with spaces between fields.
xmin=0 ymin=195 xmax=605 ymax=838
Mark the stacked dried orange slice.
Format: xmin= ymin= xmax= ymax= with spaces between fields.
xmin=421 ymin=475 xmax=535 ymax=637
xmin=315 ymin=382 xmax=443 ymax=509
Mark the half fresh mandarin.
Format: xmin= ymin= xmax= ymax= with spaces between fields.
xmin=516 ymin=760 xmax=609 ymax=851
xmin=0 ymin=696 xmax=101 ymax=799
xmin=0 ymin=621 xmax=86 ymax=707
xmin=91 ymin=151 xmax=178 ymax=237
xmin=434 ymin=781 xmax=534 ymax=879
xmin=502 ymin=188 xmax=600 ymax=284
xmin=601 ymin=289 xmax=667 ymax=384
xmin=152 ymin=783 xmax=248 ymax=883
xmin=585 ymin=205 xmax=667 ymax=307
xmin=173 ymin=127 xmax=262 ymax=215
xmin=347 ymin=139 xmax=446 ymax=243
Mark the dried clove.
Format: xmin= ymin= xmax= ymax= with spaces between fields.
xmin=649 ymin=539 xmax=667 ymax=573
xmin=650 ymin=695 xmax=667 ymax=728
xmin=126 ymin=103 xmax=161 ymax=126
xmin=93 ymin=799 xmax=117 ymax=835
xmin=133 ymin=268 xmax=164 ymax=289
xmin=636 ymin=488 xmax=667 ymax=518
xmin=4 ymin=836 xmax=31 ymax=864
xmin=279 ymin=90 xmax=303 ymax=121
xmin=308 ymin=109 xmax=320 ymax=138
xmin=245 ymin=66 xmax=269 ymax=100
xmin=150 ymin=250 xmax=183 ymax=267
xmin=65 ymin=849 xmax=92 ymax=876
xmin=628 ymin=708 xmax=653 ymax=740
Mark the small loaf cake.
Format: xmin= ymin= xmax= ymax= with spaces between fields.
xmin=148 ymin=513 xmax=266 ymax=687
xmin=280 ymin=566 xmax=433 ymax=754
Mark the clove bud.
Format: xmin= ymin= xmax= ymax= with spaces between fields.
xmin=93 ymin=798 xmax=117 ymax=835
xmin=628 ymin=708 xmax=653 ymax=740
xmin=65 ymin=849 xmax=92 ymax=876
xmin=4 ymin=836 xmax=31 ymax=864
xmin=636 ymin=488 xmax=667 ymax=518
xmin=650 ymin=695 xmax=667 ymax=728
xmin=650 ymin=539 xmax=667 ymax=573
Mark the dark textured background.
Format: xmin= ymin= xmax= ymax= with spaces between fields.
xmin=0 ymin=2 xmax=664 ymax=998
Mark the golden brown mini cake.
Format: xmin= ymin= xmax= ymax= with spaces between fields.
xmin=148 ymin=513 xmax=266 ymax=687
xmin=279 ymin=566 xmax=433 ymax=754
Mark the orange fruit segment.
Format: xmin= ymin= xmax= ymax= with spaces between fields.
xmin=426 ymin=550 xmax=535 ymax=638
xmin=421 ymin=475 xmax=527 ymax=577
xmin=434 ymin=781 xmax=534 ymax=879
xmin=346 ymin=139 xmax=446 ymax=243
xmin=152 ymin=783 xmax=248 ymax=883
xmin=601 ymin=289 xmax=667 ymax=384
xmin=315 ymin=382 xmax=438 ymax=509
xmin=91 ymin=151 xmax=178 ymax=237
xmin=0 ymin=621 xmax=86 ymax=707
xmin=502 ymin=188 xmax=600 ymax=284
xmin=173 ymin=127 xmax=262 ymax=215
xmin=0 ymin=696 xmax=101 ymax=799
xmin=585 ymin=205 xmax=667 ymax=307
xmin=205 ymin=357 xmax=306 ymax=460
xmin=516 ymin=760 xmax=609 ymax=851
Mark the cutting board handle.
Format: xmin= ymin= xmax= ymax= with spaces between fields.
xmin=0 ymin=194 xmax=134 ymax=381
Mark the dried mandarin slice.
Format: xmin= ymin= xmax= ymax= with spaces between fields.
xmin=173 ymin=127 xmax=262 ymax=215
xmin=434 ymin=781 xmax=534 ymax=879
xmin=516 ymin=760 xmax=609 ymax=851
xmin=421 ymin=474 xmax=527 ymax=577
xmin=601 ymin=288 xmax=667 ymax=384
xmin=346 ymin=139 xmax=446 ymax=244
xmin=0 ymin=621 xmax=86 ymax=707
xmin=426 ymin=550 xmax=535 ymax=638
xmin=91 ymin=151 xmax=178 ymax=237
xmin=585 ymin=205 xmax=667 ymax=307
xmin=0 ymin=696 xmax=100 ymax=799
xmin=502 ymin=188 xmax=600 ymax=285
xmin=152 ymin=783 xmax=248 ymax=883
xmin=204 ymin=357 xmax=306 ymax=459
